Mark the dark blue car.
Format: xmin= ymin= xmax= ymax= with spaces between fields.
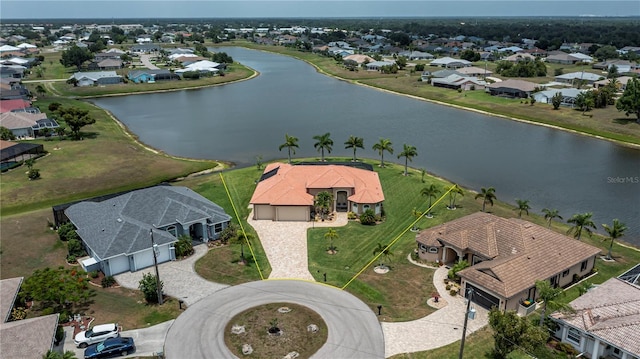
xmin=84 ymin=337 xmax=135 ymax=359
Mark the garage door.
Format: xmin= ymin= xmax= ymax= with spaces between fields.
xmin=253 ymin=205 xmax=274 ymax=220
xmin=276 ymin=206 xmax=308 ymax=221
xmin=107 ymin=256 xmax=130 ymax=276
xmin=466 ymin=284 xmax=500 ymax=310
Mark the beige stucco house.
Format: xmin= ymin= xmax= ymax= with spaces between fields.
xmin=416 ymin=212 xmax=601 ymax=311
xmin=250 ymin=162 xmax=385 ymax=221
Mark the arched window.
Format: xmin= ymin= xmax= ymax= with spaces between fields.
xmin=166 ymin=225 xmax=177 ymax=237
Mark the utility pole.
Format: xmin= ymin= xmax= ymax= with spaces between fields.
xmin=150 ymin=228 xmax=163 ymax=305
xmin=458 ymin=288 xmax=474 ymax=359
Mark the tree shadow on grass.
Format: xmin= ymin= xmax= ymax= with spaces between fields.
xmin=612 ymin=117 xmax=640 ymax=125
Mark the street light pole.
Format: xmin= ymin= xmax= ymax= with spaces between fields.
xmin=150 ymin=228 xmax=163 ymax=305
xmin=458 ymin=287 xmax=474 ymax=359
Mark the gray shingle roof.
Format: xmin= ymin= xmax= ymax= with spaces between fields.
xmin=65 ymin=186 xmax=231 ymax=260
xmin=0 ymin=314 xmax=59 ymax=358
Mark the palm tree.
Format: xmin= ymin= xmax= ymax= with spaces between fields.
xmin=324 ymin=228 xmax=339 ymax=254
xmin=536 ymin=280 xmax=573 ymax=327
xmin=475 ymin=187 xmax=496 ymax=212
xmin=397 ymin=144 xmax=418 ymax=176
xmin=35 ymin=84 xmax=46 ymax=98
xmin=373 ymin=243 xmax=394 ymax=269
xmin=420 ymin=184 xmax=440 ymax=218
xmin=567 ymin=212 xmax=597 ymax=240
xmin=314 ymin=191 xmax=333 ymax=220
xmin=43 ymin=350 xmax=78 ymax=359
xmin=602 ymin=219 xmax=627 ymax=260
xmin=447 ymin=184 xmax=464 ymax=210
xmin=514 ymin=199 xmax=530 ymax=218
xmin=372 ymin=138 xmax=393 ymax=167
xmin=278 ymin=134 xmax=299 ymax=164
xmin=344 ymin=135 xmax=364 ymax=162
xmin=234 ymin=229 xmax=255 ymax=264
xmin=411 ymin=207 xmax=423 ymax=231
xmin=541 ymin=208 xmax=562 ymax=229
xmin=313 ymin=132 xmax=333 ymax=162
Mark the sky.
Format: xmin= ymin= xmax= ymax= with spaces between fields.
xmin=1 ymin=0 xmax=639 ymax=20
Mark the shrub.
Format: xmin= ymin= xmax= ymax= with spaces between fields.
xmin=449 ymin=288 xmax=458 ymax=296
xmin=28 ymin=168 xmax=41 ymax=180
xmin=445 ymin=284 xmax=451 ymax=290
xmin=359 ymin=209 xmax=376 ymax=225
xmin=175 ymin=234 xmax=194 ymax=257
xmin=447 ymin=260 xmax=470 ymax=282
xmin=55 ymin=325 xmax=65 ymax=344
xmin=66 ymin=255 xmax=76 ymax=264
xmin=347 ymin=211 xmax=357 ymax=220
xmin=89 ymin=271 xmax=99 ymax=279
xmin=556 ymin=342 xmax=578 ymax=355
xmin=57 ymin=222 xmax=78 ymax=242
xmin=101 ymin=276 xmax=116 ymax=288
xmin=139 ymin=272 xmax=163 ymax=303
xmin=67 ymin=238 xmax=86 ymax=258
xmin=219 ymin=223 xmax=238 ymax=244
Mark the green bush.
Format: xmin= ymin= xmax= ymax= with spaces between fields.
xmin=28 ymin=168 xmax=41 ymax=180
xmin=449 ymin=288 xmax=458 ymax=296
xmin=359 ymin=209 xmax=376 ymax=225
xmin=175 ymin=235 xmax=194 ymax=257
xmin=57 ymin=222 xmax=78 ymax=242
xmin=101 ymin=276 xmax=116 ymax=288
xmin=219 ymin=223 xmax=238 ymax=244
xmin=66 ymin=255 xmax=76 ymax=263
xmin=556 ymin=342 xmax=578 ymax=355
xmin=447 ymin=260 xmax=470 ymax=281
xmin=67 ymin=238 xmax=86 ymax=258
xmin=139 ymin=272 xmax=163 ymax=303
xmin=347 ymin=211 xmax=357 ymax=220
xmin=89 ymin=271 xmax=99 ymax=279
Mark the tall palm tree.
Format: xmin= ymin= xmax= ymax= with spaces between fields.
xmin=324 ymin=228 xmax=339 ymax=253
xmin=372 ymin=138 xmax=393 ymax=167
xmin=314 ymin=191 xmax=333 ymax=220
xmin=373 ymin=243 xmax=394 ymax=269
xmin=535 ymin=280 xmax=573 ymax=327
xmin=602 ymin=219 xmax=627 ymax=260
xmin=541 ymin=208 xmax=562 ymax=228
xmin=475 ymin=187 xmax=496 ymax=212
xmin=344 ymin=135 xmax=364 ymax=162
xmin=514 ymin=199 xmax=530 ymax=218
xmin=447 ymin=184 xmax=464 ymax=210
xmin=567 ymin=212 xmax=597 ymax=240
xmin=278 ymin=134 xmax=299 ymax=164
xmin=313 ymin=132 xmax=333 ymax=162
xmin=397 ymin=144 xmax=418 ymax=176
xmin=420 ymin=184 xmax=440 ymax=217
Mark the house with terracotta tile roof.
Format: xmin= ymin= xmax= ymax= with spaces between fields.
xmin=250 ymin=162 xmax=385 ymax=221
xmin=550 ymin=276 xmax=640 ymax=359
xmin=416 ymin=212 xmax=601 ymax=311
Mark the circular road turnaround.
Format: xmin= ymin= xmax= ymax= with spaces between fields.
xmin=164 ymin=279 xmax=385 ymax=358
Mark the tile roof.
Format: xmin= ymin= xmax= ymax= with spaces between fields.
xmin=250 ymin=163 xmax=384 ymax=206
xmin=65 ymin=186 xmax=231 ymax=260
xmin=0 ymin=314 xmax=59 ymax=358
xmin=0 ymin=99 xmax=31 ymax=113
xmin=551 ymin=278 xmax=640 ymax=356
xmin=0 ymin=112 xmax=47 ymax=129
xmin=0 ymin=277 xmax=22 ymax=323
xmin=486 ymin=79 xmax=537 ymax=92
xmin=416 ymin=212 xmax=601 ymax=298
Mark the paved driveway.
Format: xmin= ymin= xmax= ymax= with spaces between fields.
xmin=115 ymin=244 xmax=228 ymax=306
xmin=248 ymin=210 xmax=348 ymax=280
xmin=382 ymin=266 xmax=488 ymax=357
xmin=164 ymin=280 xmax=385 ymax=359
xmin=139 ymin=54 xmax=159 ymax=70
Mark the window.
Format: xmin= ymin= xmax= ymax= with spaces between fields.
xmin=562 ymin=269 xmax=570 ymax=277
xmin=166 ymin=225 xmax=177 ymax=237
xmin=428 ymin=247 xmax=439 ymax=253
xmin=214 ymin=223 xmax=223 ymax=233
xmin=566 ymin=327 xmax=581 ymax=345
xmin=419 ymin=244 xmax=427 ymax=251
xmin=363 ymin=204 xmax=370 ymax=211
xmin=580 ymin=259 xmax=589 ymax=271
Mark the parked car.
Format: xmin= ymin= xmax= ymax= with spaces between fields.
xmin=74 ymin=323 xmax=119 ymax=348
xmin=84 ymin=337 xmax=135 ymax=359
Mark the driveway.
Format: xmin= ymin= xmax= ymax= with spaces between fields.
xmin=381 ymin=266 xmax=489 ymax=357
xmin=139 ymin=54 xmax=159 ymax=70
xmin=164 ymin=280 xmax=385 ymax=359
xmin=61 ymin=320 xmax=173 ymax=358
xmin=248 ymin=210 xmax=348 ymax=280
xmin=115 ymin=244 xmax=228 ymax=306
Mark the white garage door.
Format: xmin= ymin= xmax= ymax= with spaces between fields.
xmin=134 ymin=245 xmax=172 ymax=271
xmin=276 ymin=206 xmax=308 ymax=221
xmin=107 ymin=255 xmax=130 ymax=276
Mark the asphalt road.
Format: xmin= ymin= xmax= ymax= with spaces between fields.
xmin=164 ymin=280 xmax=385 ymax=359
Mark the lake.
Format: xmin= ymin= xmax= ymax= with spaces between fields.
xmin=90 ymin=47 xmax=640 ymax=244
